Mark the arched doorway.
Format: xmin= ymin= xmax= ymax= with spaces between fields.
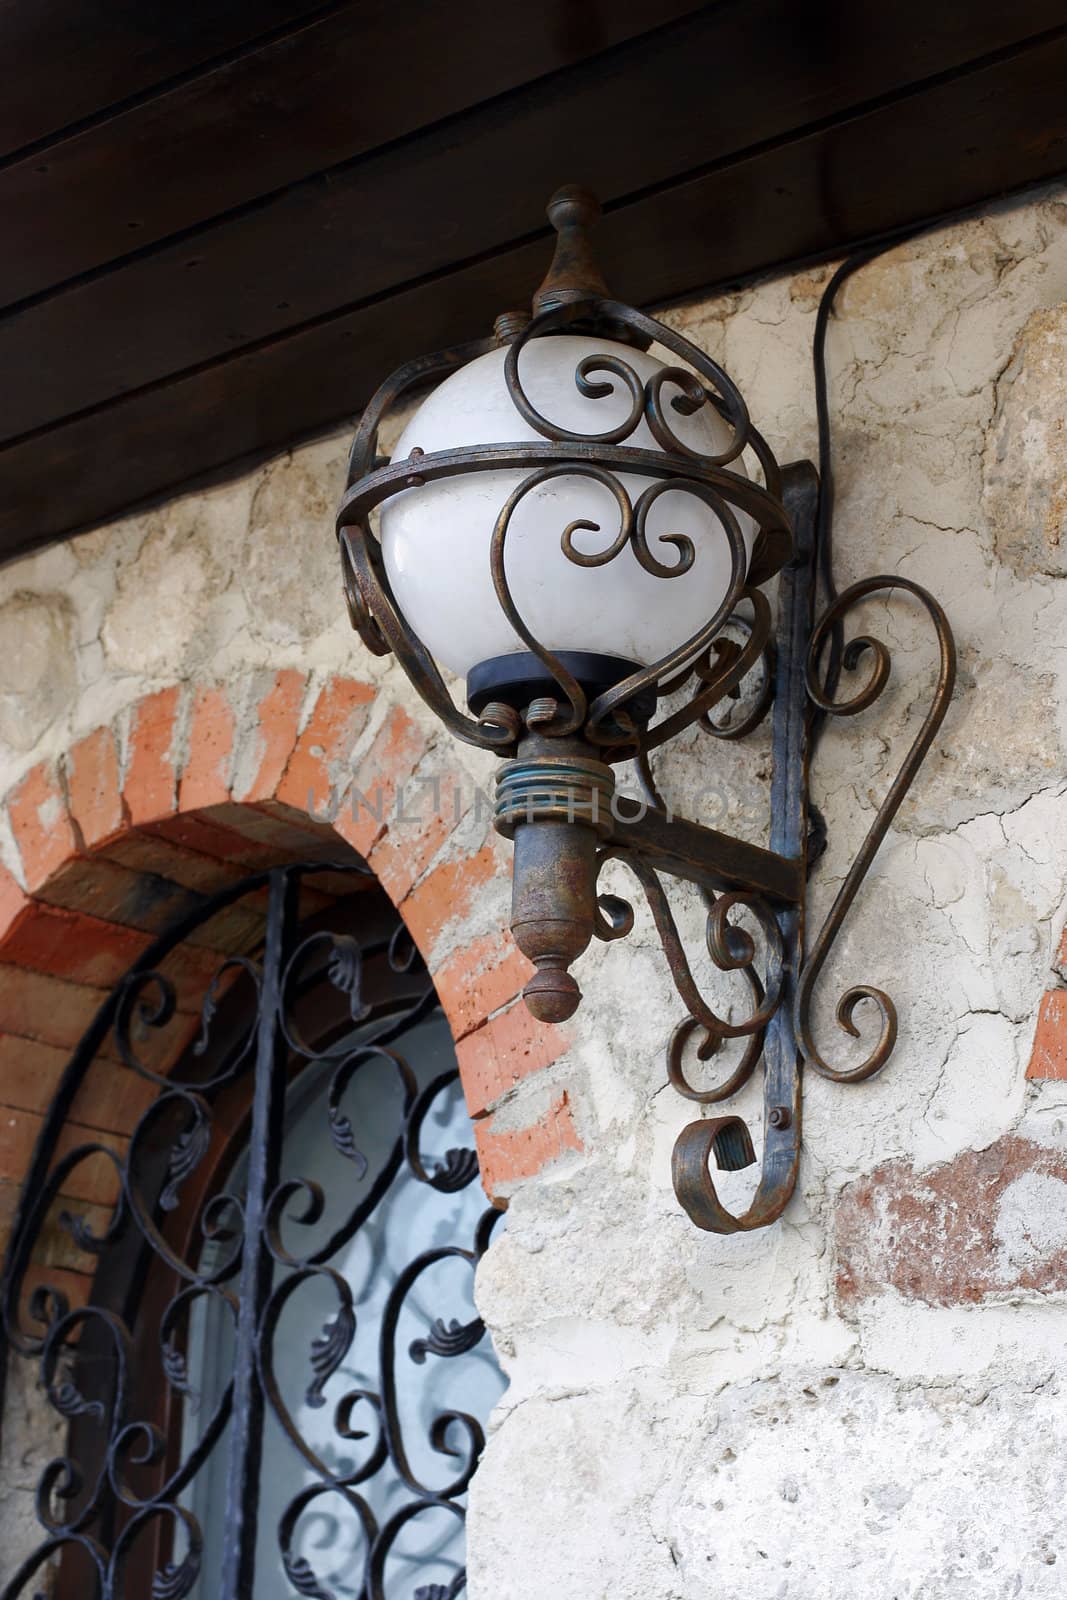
xmin=0 ymin=847 xmax=506 ymax=1598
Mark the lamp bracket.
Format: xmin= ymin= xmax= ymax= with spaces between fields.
xmin=595 ymin=461 xmax=956 ymax=1232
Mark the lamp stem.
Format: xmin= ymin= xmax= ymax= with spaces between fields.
xmin=495 ymin=731 xmax=614 ymax=1023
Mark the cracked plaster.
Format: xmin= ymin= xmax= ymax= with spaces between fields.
xmin=2 ymin=183 xmax=1067 ymax=1594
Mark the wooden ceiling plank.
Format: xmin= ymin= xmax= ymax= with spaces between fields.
xmin=1 ymin=0 xmax=704 ymax=307
xmin=0 ymin=0 xmax=330 ymax=159
xmin=3 ymin=26 xmax=1067 ymax=560
xmin=3 ymin=2 xmax=1065 ymax=444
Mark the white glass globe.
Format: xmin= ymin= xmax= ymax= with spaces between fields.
xmin=380 ymin=335 xmax=755 ymax=680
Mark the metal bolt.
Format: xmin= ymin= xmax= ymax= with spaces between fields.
xmin=768 ymin=1105 xmax=791 ymax=1129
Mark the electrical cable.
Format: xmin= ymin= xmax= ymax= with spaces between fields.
xmin=809 ymin=223 xmax=926 ymax=747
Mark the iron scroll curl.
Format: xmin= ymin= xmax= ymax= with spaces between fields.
xmin=335 ymin=290 xmax=793 ymax=763
xmin=593 ymin=853 xmax=799 ymax=1236
xmin=796 ymin=575 xmax=957 ymax=1082
xmin=501 ymin=296 xmax=754 ymax=468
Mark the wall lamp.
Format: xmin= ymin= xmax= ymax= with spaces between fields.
xmin=335 ymin=187 xmax=957 ymax=1234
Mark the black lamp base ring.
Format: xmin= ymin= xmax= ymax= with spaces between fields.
xmin=466 ymin=651 xmax=655 ymax=723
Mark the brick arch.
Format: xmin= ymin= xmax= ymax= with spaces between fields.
xmin=0 ymin=671 xmax=580 ymax=1280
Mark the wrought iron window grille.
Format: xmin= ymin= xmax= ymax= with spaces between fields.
xmin=0 ymin=863 xmax=503 ymax=1600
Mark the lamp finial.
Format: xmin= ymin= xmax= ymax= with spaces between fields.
xmin=532 ymin=185 xmax=611 ymax=315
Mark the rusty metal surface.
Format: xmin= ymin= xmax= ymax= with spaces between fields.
xmin=530 ymin=185 xmax=614 ymax=318
xmin=609 ymin=798 xmax=803 ymax=905
xmin=645 ymin=461 xmax=817 ymax=1234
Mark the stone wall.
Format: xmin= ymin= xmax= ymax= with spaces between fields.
xmin=3 ymin=179 xmax=1067 ymax=1595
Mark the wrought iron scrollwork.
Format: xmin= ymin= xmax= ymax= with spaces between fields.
xmin=596 ymin=852 xmax=782 ymax=1058
xmin=336 ymin=276 xmax=792 ymax=765
xmin=0 ymin=862 xmax=503 ymax=1599
xmin=595 ymin=459 xmax=955 ymax=1231
xmin=686 ymin=610 xmax=777 ymax=742
xmin=795 ymin=575 xmax=957 ymax=1082
xmin=647 ymin=251 xmax=958 ymax=1229
xmin=593 ymin=841 xmax=791 ymax=1231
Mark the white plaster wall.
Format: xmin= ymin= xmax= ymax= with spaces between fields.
xmin=4 ymin=181 xmax=1067 ymax=1596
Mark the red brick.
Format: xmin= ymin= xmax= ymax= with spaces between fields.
xmin=400 ymin=839 xmax=503 ymax=963
xmin=7 ymin=762 xmax=78 ymax=892
xmin=102 ymin=827 xmax=241 ymax=895
xmin=143 ymin=810 xmax=284 ymax=871
xmin=456 ymin=999 xmax=569 ymax=1117
xmin=835 ymin=1134 xmax=1067 ymax=1307
xmin=0 ymin=1106 xmax=125 ymax=1206
xmin=0 ymin=1178 xmax=16 ymax=1257
xmin=71 ymin=1060 xmax=158 ymax=1137
xmin=275 ymin=677 xmax=376 ymax=817
xmin=66 ymin=726 xmax=126 ymax=849
xmin=0 ymin=902 xmax=149 ymax=987
xmin=156 ymin=939 xmax=245 ymax=1014
xmin=179 ymin=804 xmax=349 ymax=911
xmin=179 ymin=685 xmax=236 ymax=811
xmin=110 ymin=1001 xmax=205 ymax=1077
xmin=0 ymin=1033 xmax=70 ymax=1116
xmin=335 ymin=706 xmax=428 ymax=858
xmin=473 ymin=1092 xmax=582 ymax=1201
xmin=124 ymin=686 xmax=182 ymax=825
xmin=0 ymin=963 xmax=200 ymax=1075
xmin=0 ymin=1034 xmax=155 ymax=1137
xmin=238 ymin=668 xmax=307 ymax=801
xmin=1028 ymin=989 xmax=1067 ymax=1080
xmin=434 ymin=933 xmax=532 ymax=1041
xmin=36 ymin=854 xmax=204 ymax=936
xmin=0 ymin=965 xmax=106 ymax=1054
xmin=237 ymin=803 xmax=367 ymax=896
xmin=181 ymin=899 xmax=266 ymax=957
xmin=0 ymin=860 xmax=30 ymax=941
xmin=0 ymin=1180 xmax=100 ymax=1282
xmin=368 ymin=757 xmax=472 ymax=904
xmin=0 ymin=881 xmax=221 ymax=1016
xmin=52 ymin=1120 xmax=126 ymax=1207
xmin=207 ymin=799 xmax=342 ymax=859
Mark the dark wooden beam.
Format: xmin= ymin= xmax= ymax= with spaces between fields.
xmin=0 ymin=0 xmax=330 ymax=158
xmin=0 ymin=0 xmax=701 ymax=306
xmin=3 ymin=15 xmax=1067 ymax=558
xmin=3 ymin=4 xmax=1065 ymax=443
